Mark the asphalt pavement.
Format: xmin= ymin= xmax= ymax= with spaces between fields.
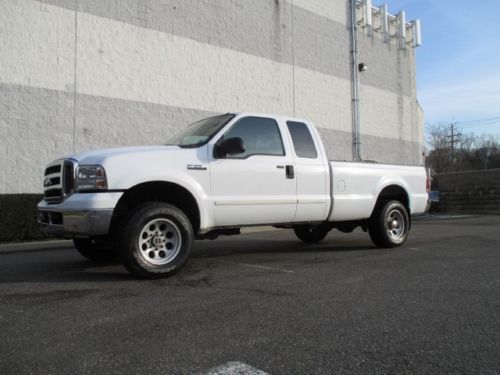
xmin=1 ymin=215 xmax=499 ymax=374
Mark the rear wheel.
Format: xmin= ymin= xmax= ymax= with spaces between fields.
xmin=118 ymin=203 xmax=193 ymax=279
xmin=73 ymin=238 xmax=116 ymax=261
xmin=368 ymin=200 xmax=409 ymax=248
xmin=293 ymin=224 xmax=330 ymax=243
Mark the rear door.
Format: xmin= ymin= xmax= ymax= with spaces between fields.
xmin=285 ymin=120 xmax=330 ymax=222
xmin=209 ymin=116 xmax=297 ymax=226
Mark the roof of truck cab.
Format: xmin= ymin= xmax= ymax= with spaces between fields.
xmin=228 ymin=112 xmax=312 ymax=124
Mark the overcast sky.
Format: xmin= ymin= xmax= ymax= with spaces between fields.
xmin=388 ymin=0 xmax=500 ymax=136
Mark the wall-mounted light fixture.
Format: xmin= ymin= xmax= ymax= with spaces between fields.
xmin=358 ymin=63 xmax=368 ymax=72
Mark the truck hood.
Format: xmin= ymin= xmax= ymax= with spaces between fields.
xmin=68 ymin=145 xmax=179 ymax=165
xmin=60 ymin=144 xmax=207 ymax=190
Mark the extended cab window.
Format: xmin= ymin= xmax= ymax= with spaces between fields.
xmin=221 ymin=117 xmax=285 ymax=159
xmin=286 ymin=121 xmax=318 ymax=159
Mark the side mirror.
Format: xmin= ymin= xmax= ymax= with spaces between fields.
xmin=215 ymin=137 xmax=245 ymax=158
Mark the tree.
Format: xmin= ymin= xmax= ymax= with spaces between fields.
xmin=425 ymin=123 xmax=500 ymax=173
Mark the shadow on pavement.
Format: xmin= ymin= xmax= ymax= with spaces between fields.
xmin=0 ymin=234 xmax=375 ymax=284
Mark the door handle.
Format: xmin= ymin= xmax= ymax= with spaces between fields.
xmin=286 ymin=165 xmax=294 ymax=179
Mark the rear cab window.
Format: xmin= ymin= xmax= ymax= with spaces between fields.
xmin=286 ymin=121 xmax=318 ymax=159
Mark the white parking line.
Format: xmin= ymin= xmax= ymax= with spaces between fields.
xmin=238 ymin=263 xmax=293 ymax=273
xmin=413 ymin=214 xmax=475 ymax=220
xmin=205 ymin=361 xmax=269 ymax=375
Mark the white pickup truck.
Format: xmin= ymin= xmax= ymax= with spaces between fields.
xmin=38 ymin=113 xmax=428 ymax=278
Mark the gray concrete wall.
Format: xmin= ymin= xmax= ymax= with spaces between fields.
xmin=0 ymin=0 xmax=423 ymax=194
xmin=435 ymin=169 xmax=500 ymax=214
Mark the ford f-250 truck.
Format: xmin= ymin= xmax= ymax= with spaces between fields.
xmin=38 ymin=113 xmax=428 ymax=278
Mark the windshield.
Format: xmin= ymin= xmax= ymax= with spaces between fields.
xmin=165 ymin=114 xmax=235 ymax=148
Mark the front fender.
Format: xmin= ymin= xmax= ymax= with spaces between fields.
xmin=114 ymin=169 xmax=213 ymax=231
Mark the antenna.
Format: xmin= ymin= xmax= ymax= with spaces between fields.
xmin=355 ymin=1 xmax=422 ymax=48
xmin=381 ymin=4 xmax=389 ymax=41
xmin=398 ymin=11 xmax=406 ymax=49
xmin=363 ymin=0 xmax=373 ymax=35
xmin=399 ymin=11 xmax=406 ymax=38
xmin=412 ymin=19 xmax=422 ymax=47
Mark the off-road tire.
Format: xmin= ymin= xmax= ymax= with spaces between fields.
xmin=117 ymin=202 xmax=193 ymax=279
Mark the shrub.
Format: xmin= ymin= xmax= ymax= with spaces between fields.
xmin=0 ymin=194 xmax=50 ymax=242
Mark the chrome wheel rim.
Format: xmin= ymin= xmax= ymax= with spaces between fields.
xmin=138 ymin=218 xmax=182 ymax=266
xmin=386 ymin=209 xmax=405 ymax=240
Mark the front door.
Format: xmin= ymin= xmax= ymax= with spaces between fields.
xmin=209 ymin=116 xmax=297 ymax=227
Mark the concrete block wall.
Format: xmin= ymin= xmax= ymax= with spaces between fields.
xmin=0 ymin=0 xmax=424 ymax=194
xmin=435 ymin=170 xmax=500 ymax=214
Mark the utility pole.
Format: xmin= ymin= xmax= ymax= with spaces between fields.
xmin=446 ymin=123 xmax=461 ymax=155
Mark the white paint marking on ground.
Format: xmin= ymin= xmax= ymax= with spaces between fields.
xmin=205 ymin=361 xmax=269 ymax=375
xmin=413 ymin=214 xmax=475 ymax=221
xmin=238 ymin=263 xmax=293 ymax=273
xmin=432 ymin=215 xmax=474 ymax=219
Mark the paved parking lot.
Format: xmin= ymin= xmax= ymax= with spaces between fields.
xmin=1 ymin=215 xmax=499 ymax=374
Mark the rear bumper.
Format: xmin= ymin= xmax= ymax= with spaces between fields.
xmin=37 ymin=192 xmax=123 ymax=237
xmin=425 ymin=191 xmax=440 ymax=213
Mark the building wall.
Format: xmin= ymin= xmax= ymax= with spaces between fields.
xmin=0 ymin=0 xmax=424 ymax=194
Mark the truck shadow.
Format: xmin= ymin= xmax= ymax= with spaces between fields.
xmin=192 ymin=236 xmax=375 ymax=257
xmin=0 ymin=237 xmax=375 ymax=284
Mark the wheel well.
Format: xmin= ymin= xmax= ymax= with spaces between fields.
xmin=374 ymin=185 xmax=410 ymax=214
xmin=111 ymin=181 xmax=200 ymax=234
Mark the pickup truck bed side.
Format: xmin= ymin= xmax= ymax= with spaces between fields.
xmin=329 ymin=161 xmax=428 ymax=221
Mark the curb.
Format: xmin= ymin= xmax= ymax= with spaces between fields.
xmin=0 ymin=227 xmax=281 ymax=254
xmin=0 ymin=240 xmax=73 ymax=254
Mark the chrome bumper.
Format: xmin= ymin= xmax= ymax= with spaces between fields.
xmin=37 ymin=191 xmax=123 ymax=237
xmin=38 ymin=209 xmax=113 ymax=237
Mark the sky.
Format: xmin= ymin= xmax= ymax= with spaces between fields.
xmin=389 ymin=0 xmax=500 ymax=137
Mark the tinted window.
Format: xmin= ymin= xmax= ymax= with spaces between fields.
xmin=165 ymin=114 xmax=235 ymax=147
xmin=286 ymin=121 xmax=318 ymax=159
xmin=221 ymin=117 xmax=285 ymax=159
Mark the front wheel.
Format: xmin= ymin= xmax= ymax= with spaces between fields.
xmin=368 ymin=200 xmax=410 ymax=248
xmin=293 ymin=224 xmax=330 ymax=243
xmin=118 ymin=203 xmax=194 ymax=279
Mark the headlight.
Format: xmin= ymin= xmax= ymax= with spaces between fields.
xmin=75 ymin=165 xmax=108 ymax=191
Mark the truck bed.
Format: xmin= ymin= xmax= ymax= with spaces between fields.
xmin=328 ymin=161 xmax=428 ymax=221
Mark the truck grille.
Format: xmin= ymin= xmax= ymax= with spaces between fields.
xmin=43 ymin=160 xmax=76 ymax=204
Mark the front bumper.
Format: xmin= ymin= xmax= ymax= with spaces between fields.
xmin=37 ymin=209 xmax=114 ymax=236
xmin=37 ymin=192 xmax=123 ymax=237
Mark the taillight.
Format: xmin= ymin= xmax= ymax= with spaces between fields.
xmin=426 ymin=175 xmax=431 ymax=192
